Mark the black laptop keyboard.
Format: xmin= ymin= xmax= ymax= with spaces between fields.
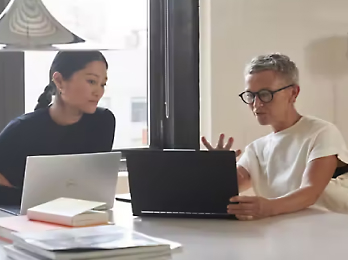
xmin=140 ymin=210 xmax=235 ymax=219
xmin=142 ymin=211 xmax=215 ymax=215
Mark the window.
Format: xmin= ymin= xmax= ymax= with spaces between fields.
xmin=2 ymin=0 xmax=200 ymax=152
xmin=131 ymin=98 xmax=147 ymax=123
xmin=98 ymin=97 xmax=112 ymax=109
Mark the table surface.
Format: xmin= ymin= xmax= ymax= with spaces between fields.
xmin=1 ymin=202 xmax=348 ymax=260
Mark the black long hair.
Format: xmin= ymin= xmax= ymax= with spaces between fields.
xmin=34 ymin=51 xmax=108 ymax=111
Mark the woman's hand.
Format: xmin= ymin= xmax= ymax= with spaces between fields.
xmin=201 ymin=133 xmax=242 ymax=157
xmin=0 ymin=173 xmax=13 ymax=188
xmin=227 ymin=196 xmax=275 ymax=220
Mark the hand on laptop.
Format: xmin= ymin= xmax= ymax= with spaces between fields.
xmin=227 ymin=196 xmax=274 ymax=221
xmin=201 ymin=134 xmax=242 ymax=157
xmin=0 ymin=173 xmax=13 ymax=188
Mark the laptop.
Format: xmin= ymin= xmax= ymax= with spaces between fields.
xmin=125 ymin=149 xmax=239 ymax=219
xmin=0 ymin=152 xmax=121 ymax=216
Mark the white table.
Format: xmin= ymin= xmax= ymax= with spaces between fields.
xmin=1 ymin=202 xmax=348 ymax=260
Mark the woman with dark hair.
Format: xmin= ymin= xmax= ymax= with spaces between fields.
xmin=0 ymin=50 xmax=116 ymax=205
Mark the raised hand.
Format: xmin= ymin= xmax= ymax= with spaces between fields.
xmin=201 ymin=133 xmax=242 ymax=157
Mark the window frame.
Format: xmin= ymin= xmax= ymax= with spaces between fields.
xmin=116 ymin=0 xmax=200 ymax=156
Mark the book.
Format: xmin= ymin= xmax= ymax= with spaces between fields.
xmin=4 ymin=244 xmax=172 ymax=260
xmin=27 ymin=198 xmax=109 ymax=227
xmin=11 ymin=225 xmax=180 ymax=260
xmin=0 ymin=215 xmax=68 ymax=243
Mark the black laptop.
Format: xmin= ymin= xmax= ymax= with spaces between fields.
xmin=0 ymin=186 xmax=21 ymax=215
xmin=125 ymin=149 xmax=239 ymax=219
xmin=0 ymin=205 xmax=20 ymax=216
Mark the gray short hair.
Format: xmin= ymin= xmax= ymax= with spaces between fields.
xmin=245 ymin=53 xmax=299 ymax=85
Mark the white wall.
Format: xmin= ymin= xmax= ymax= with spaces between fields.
xmin=200 ymin=0 xmax=348 ymax=151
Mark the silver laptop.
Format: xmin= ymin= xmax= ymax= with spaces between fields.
xmin=20 ymin=152 xmax=121 ymax=215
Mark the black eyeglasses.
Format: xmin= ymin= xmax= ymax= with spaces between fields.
xmin=239 ymin=84 xmax=295 ymax=104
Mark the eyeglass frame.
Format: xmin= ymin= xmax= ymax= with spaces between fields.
xmin=238 ymin=84 xmax=295 ymax=104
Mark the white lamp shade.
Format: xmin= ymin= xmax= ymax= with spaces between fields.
xmin=0 ymin=0 xmax=85 ymax=48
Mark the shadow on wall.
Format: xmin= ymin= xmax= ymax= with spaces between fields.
xmin=303 ymin=35 xmax=348 ymax=124
xmin=304 ymin=35 xmax=348 ymax=81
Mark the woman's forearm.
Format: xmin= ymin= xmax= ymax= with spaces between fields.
xmin=237 ymin=166 xmax=252 ymax=193
xmin=270 ymin=186 xmax=318 ymax=216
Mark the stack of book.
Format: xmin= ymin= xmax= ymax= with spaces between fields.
xmin=3 ymin=225 xmax=181 ymax=260
xmin=0 ymin=197 xmax=113 ymax=243
xmin=0 ymin=198 xmax=182 ymax=259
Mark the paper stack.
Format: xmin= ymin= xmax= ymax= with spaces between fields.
xmin=4 ymin=225 xmax=181 ymax=260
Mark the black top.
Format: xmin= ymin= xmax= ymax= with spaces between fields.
xmin=0 ymin=107 xmax=115 ymax=205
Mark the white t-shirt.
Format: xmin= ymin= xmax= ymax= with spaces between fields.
xmin=237 ymin=116 xmax=348 ymax=198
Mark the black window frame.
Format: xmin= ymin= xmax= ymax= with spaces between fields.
xmin=154 ymin=0 xmax=200 ymax=150
xmin=0 ymin=0 xmax=200 ymax=164
xmin=115 ymin=0 xmax=200 ymax=158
